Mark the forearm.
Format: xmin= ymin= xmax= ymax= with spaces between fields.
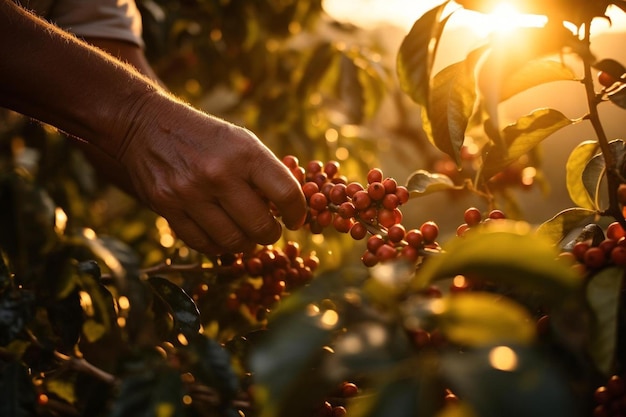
xmin=0 ymin=0 xmax=162 ymax=158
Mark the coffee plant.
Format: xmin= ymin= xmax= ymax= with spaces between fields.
xmin=5 ymin=0 xmax=626 ymax=417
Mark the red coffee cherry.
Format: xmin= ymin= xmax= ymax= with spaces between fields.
xmin=611 ymin=246 xmax=626 ymax=266
xmin=395 ymin=186 xmax=410 ymax=204
xmin=338 ymin=201 xmax=356 ymax=219
xmin=350 ymin=222 xmax=368 ymax=240
xmin=309 ymin=192 xmax=329 ymax=211
xmin=400 ymin=245 xmax=419 ymax=262
xmin=329 ymin=183 xmax=348 ymax=205
xmin=316 ymin=210 xmax=333 ymax=227
xmin=307 ymin=160 xmax=324 ymax=174
xmin=598 ymin=70 xmax=617 ymax=88
xmin=405 ymin=229 xmax=424 ymax=248
xmin=420 ymin=221 xmax=439 ymax=243
xmin=488 ymin=209 xmax=506 ymax=220
xmin=464 ymin=207 xmax=482 ymax=226
xmin=456 ymin=223 xmax=470 ymax=237
xmin=383 ymin=177 xmax=397 ymax=194
xmin=617 ymin=184 xmax=626 ymax=205
xmin=282 ymin=155 xmax=299 ymax=170
xmin=361 ymin=250 xmax=378 ymax=267
xmin=607 ymin=221 xmax=626 ymax=241
xmin=353 ymin=190 xmax=372 ymax=211
xmin=333 ymin=216 xmax=354 ymax=233
xmin=324 ymin=160 xmax=340 ymax=178
xmin=367 ymin=182 xmax=386 ymax=201
xmin=367 ymin=234 xmax=385 ymax=253
xmin=584 ymin=247 xmax=606 ymax=269
xmin=376 ymin=244 xmax=397 ymax=262
xmin=346 ymin=182 xmax=364 ymax=197
xmin=340 ymin=382 xmax=359 ymax=397
xmin=302 ymin=181 xmax=320 ymax=199
xmin=377 ymin=208 xmax=397 ymax=228
xmin=572 ymin=241 xmax=590 ymax=262
xmin=382 ymin=193 xmax=400 ymax=210
xmin=387 ymin=224 xmax=406 ymax=243
xmin=367 ymin=168 xmax=383 ymax=184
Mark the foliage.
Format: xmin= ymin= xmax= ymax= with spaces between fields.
xmin=5 ymin=0 xmax=626 ymax=417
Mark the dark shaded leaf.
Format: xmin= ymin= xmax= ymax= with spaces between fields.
xmin=147 ymin=276 xmax=200 ymax=339
xmin=296 ymin=42 xmax=336 ymax=99
xmin=587 ymin=266 xmax=624 ymax=376
xmin=0 ymin=288 xmax=33 ymax=346
xmin=396 ymin=2 xmax=450 ymax=108
xmin=337 ymin=54 xmax=365 ymax=123
xmin=593 ymin=58 xmax=626 ymax=79
xmin=0 ymin=361 xmax=36 ymax=417
xmin=441 ymin=346 xmax=576 ymax=417
xmin=607 ymin=82 xmax=626 ymax=109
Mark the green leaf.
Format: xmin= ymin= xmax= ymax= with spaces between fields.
xmin=425 ymin=47 xmax=486 ymax=165
xmin=536 ymin=208 xmax=597 ymax=245
xmin=147 ymin=277 xmax=201 ymax=339
xmin=483 ymin=108 xmax=573 ymax=179
xmin=500 ymin=59 xmax=577 ymax=102
xmin=0 ymin=361 xmax=36 ymax=417
xmin=412 ymin=220 xmax=581 ymax=301
xmin=566 ymin=140 xmax=599 ymax=210
xmin=406 ymin=169 xmax=461 ymax=196
xmin=441 ymin=346 xmax=576 ymax=417
xmin=396 ymin=2 xmax=450 ymax=107
xmin=582 ymin=140 xmax=626 ymax=210
xmin=587 ymin=266 xmax=624 ymax=376
xmin=433 ymin=293 xmax=536 ymax=346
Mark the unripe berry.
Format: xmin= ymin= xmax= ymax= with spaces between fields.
xmin=367 ymin=182 xmax=386 ymax=201
xmin=350 ymin=222 xmax=368 ymax=240
xmin=367 ymin=168 xmax=383 ymax=184
xmin=387 ymin=224 xmax=406 ymax=243
xmin=420 ymin=221 xmax=439 ymax=243
xmin=464 ymin=207 xmax=482 ymax=226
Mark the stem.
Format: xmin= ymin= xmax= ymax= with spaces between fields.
xmin=580 ymin=20 xmax=626 ymax=227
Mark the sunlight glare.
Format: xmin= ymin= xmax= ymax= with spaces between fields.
xmin=465 ymin=3 xmax=548 ymax=37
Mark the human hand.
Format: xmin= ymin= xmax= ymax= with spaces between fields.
xmin=111 ymin=91 xmax=307 ymax=255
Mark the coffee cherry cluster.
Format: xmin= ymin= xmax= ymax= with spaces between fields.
xmin=282 ymin=155 xmax=446 ymax=267
xmin=593 ymin=375 xmax=626 ymax=417
xmin=455 ymin=207 xmax=506 ymax=237
xmin=312 ymin=381 xmax=359 ymax=417
xmin=214 ymin=242 xmax=319 ymax=316
xmin=560 ymin=221 xmax=626 ymax=276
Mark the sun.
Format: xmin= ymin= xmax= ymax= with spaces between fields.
xmin=453 ymin=3 xmax=548 ymax=38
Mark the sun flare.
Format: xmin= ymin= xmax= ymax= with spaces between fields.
xmin=459 ymin=3 xmax=548 ymax=37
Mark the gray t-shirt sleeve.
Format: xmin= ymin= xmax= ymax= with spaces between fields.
xmin=20 ymin=0 xmax=144 ymax=47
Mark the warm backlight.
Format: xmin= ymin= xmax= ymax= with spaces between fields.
xmin=462 ymin=3 xmax=548 ymax=37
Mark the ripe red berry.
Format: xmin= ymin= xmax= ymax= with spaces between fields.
xmin=338 ymin=201 xmax=356 ymax=219
xmin=367 ymin=234 xmax=385 ymax=253
xmin=376 ymin=244 xmax=397 ymax=262
xmin=572 ymin=241 xmax=590 ymax=262
xmin=367 ymin=168 xmax=383 ymax=184
xmin=377 ymin=208 xmax=397 ymax=228
xmin=599 ymin=238 xmax=617 ymax=256
xmin=361 ymin=250 xmax=378 ymax=267
xmin=332 ymin=406 xmax=347 ymax=417
xmin=584 ymin=247 xmax=606 ymax=269
xmin=607 ymin=375 xmax=625 ymax=397
xmin=282 ymin=155 xmax=299 ymax=170
xmin=611 ymin=245 xmax=626 ymax=266
xmin=400 ymin=245 xmax=419 ymax=262
xmin=333 ymin=216 xmax=354 ymax=233
xmin=316 ymin=210 xmax=333 ymax=227
xmin=456 ymin=223 xmax=470 ymax=237
xmin=383 ymin=177 xmax=397 ymax=194
xmin=420 ymin=221 xmax=439 ymax=243
xmin=387 ymin=224 xmax=406 ymax=243
xmin=309 ymin=192 xmax=329 ymax=211
xmin=324 ymin=160 xmax=340 ymax=178
xmin=353 ymin=190 xmax=372 ymax=211
xmin=464 ymin=207 xmax=482 ymax=226
xmin=246 ymin=257 xmax=264 ymax=276
xmin=346 ymin=182 xmax=364 ymax=197
xmin=350 ymin=222 xmax=368 ymax=240
xmin=405 ymin=229 xmax=424 ymax=248
xmin=598 ymin=70 xmax=617 ymax=88
xmin=360 ymin=206 xmax=378 ymax=222
xmin=618 ymin=184 xmax=626 ymax=205
xmin=329 ymin=183 xmax=348 ymax=205
xmin=488 ymin=209 xmax=506 ymax=220
xmin=284 ymin=241 xmax=300 ymax=259
xmin=395 ymin=186 xmax=410 ymax=204
xmin=382 ymin=193 xmax=400 ymax=210
xmin=367 ymin=182 xmax=386 ymax=201
xmin=302 ymin=181 xmax=320 ymax=199
xmin=303 ymin=254 xmax=320 ymax=271
xmin=607 ymin=221 xmax=626 ymax=241
xmin=340 ymin=382 xmax=359 ymax=397
xmin=307 ymin=160 xmax=323 ymax=174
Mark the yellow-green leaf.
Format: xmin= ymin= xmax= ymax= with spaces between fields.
xmin=413 ymin=220 xmax=581 ymax=299
xmin=536 ymin=207 xmax=597 ymax=245
xmin=566 ymin=141 xmax=599 ymax=209
xmin=500 ymin=59 xmax=577 ymax=102
xmin=406 ymin=169 xmax=461 ymax=196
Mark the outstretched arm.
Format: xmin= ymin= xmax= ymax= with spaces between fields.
xmin=0 ymin=0 xmax=306 ymax=255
